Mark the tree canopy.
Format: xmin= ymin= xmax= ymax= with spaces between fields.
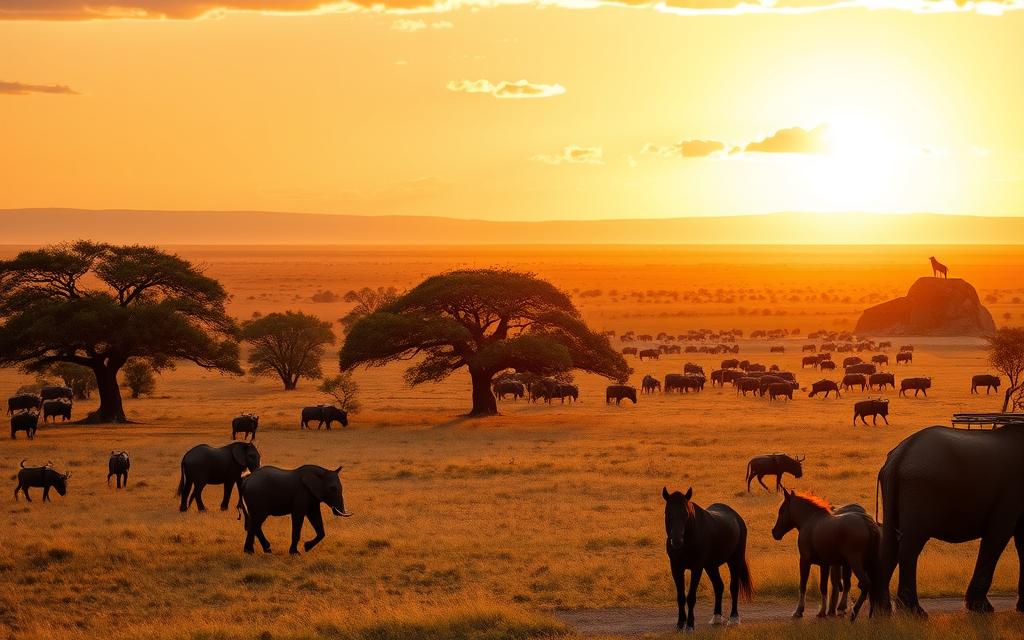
xmin=340 ymin=269 xmax=630 ymax=415
xmin=241 ymin=311 xmax=335 ymax=390
xmin=0 ymin=241 xmax=241 ymax=422
xmin=987 ymin=326 xmax=1024 ymax=412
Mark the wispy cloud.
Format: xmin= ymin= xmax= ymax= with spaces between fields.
xmin=532 ymin=145 xmax=604 ymax=165
xmin=391 ymin=18 xmax=453 ymax=32
xmin=643 ymin=140 xmax=727 ymax=158
xmin=744 ymin=124 xmax=830 ymax=154
xmin=446 ymin=79 xmax=566 ymax=100
xmin=0 ymin=81 xmax=79 ymax=96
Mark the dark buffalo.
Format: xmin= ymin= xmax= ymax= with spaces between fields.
xmin=853 ymin=399 xmax=889 ymax=426
xmin=899 ymin=377 xmax=931 ymax=397
xmin=14 ymin=460 xmax=69 ymax=501
xmin=639 ymin=349 xmax=661 ymax=361
xmin=642 ymin=375 xmax=661 ymax=394
xmin=801 ymin=356 xmax=819 ymax=368
xmin=896 ymin=352 xmax=913 ymax=365
xmin=40 ymin=386 xmax=74 ymax=401
xmin=878 ymin=341 xmax=892 ymax=350
xmin=819 ymin=360 xmax=836 ymax=371
xmin=723 ymin=370 xmax=745 ymax=385
xmin=622 ymin=347 xmax=638 ymax=356
xmin=231 ymin=414 xmax=259 ymax=441
xmin=802 ymin=344 xmax=817 ymax=353
xmin=710 ymin=370 xmax=725 ymax=387
xmin=680 ymin=375 xmax=705 ymax=393
xmin=301 ymin=405 xmax=349 ymax=430
xmin=552 ymin=384 xmax=579 ymax=403
xmin=767 ymin=382 xmax=793 ymax=401
xmin=970 ymin=375 xmax=1000 ymax=395
xmin=605 ymin=385 xmax=637 ymax=405
xmin=846 ymin=363 xmax=877 ymax=376
xmin=844 ymin=358 xmax=864 ymax=370
xmin=494 ymin=381 xmax=526 ymax=401
xmin=746 ymin=453 xmax=804 ymax=492
xmin=747 ymin=363 xmax=767 ymax=373
xmin=868 ymin=372 xmax=895 ymax=391
xmin=664 ymin=374 xmax=687 ymax=394
xmin=7 ymin=394 xmax=41 ymax=415
xmin=108 ymin=451 xmax=130 ymax=488
xmin=899 ymin=344 xmax=914 ymax=352
xmin=177 ymin=442 xmax=261 ymax=512
xmin=871 ymin=354 xmax=889 ymax=367
xmin=42 ymin=400 xmax=72 ymax=422
xmin=841 ymin=374 xmax=867 ymax=392
xmin=11 ymin=412 xmax=38 ymax=439
xmin=735 ymin=377 xmax=760 ymax=396
xmin=721 ymin=358 xmax=740 ymax=370
xmin=757 ymin=375 xmax=786 ymax=396
xmin=684 ymin=363 xmax=704 ymax=376
xmin=808 ymin=380 xmax=840 ymax=399
xmin=530 ymin=378 xmax=559 ymax=403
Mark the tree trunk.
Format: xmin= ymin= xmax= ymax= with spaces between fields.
xmin=86 ymin=365 xmax=127 ymax=423
xmin=468 ymin=367 xmax=498 ymax=417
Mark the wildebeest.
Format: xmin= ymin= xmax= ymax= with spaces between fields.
xmin=821 ymin=342 xmax=837 ymax=351
xmin=639 ymin=349 xmax=661 ymax=361
xmin=42 ymin=399 xmax=72 ymax=422
xmin=846 ymin=363 xmax=877 ymax=376
xmin=770 ymin=346 xmax=785 ymax=353
xmin=771 ymin=490 xmax=880 ymax=620
xmin=622 ymin=347 xmax=638 ymax=356
xmin=710 ymin=369 xmax=726 ymax=387
xmin=605 ymin=385 xmax=637 ymax=405
xmin=970 ymin=375 xmax=1000 ymax=395
xmin=11 ymin=412 xmax=39 ymax=439
xmin=7 ymin=393 xmax=41 ymax=415
xmin=683 ymin=363 xmax=704 ymax=376
xmin=929 ymin=256 xmax=948 ymax=278
xmin=231 ymin=414 xmax=259 ymax=441
xmin=663 ymin=487 xmax=753 ymax=630
xmin=767 ymin=382 xmax=793 ymax=401
xmin=746 ymin=363 xmax=766 ymax=373
xmin=746 ymin=453 xmax=804 ymax=492
xmin=494 ymin=380 xmax=526 ymax=401
xmin=895 ymin=352 xmax=913 ymax=365
xmin=842 ymin=356 xmax=862 ymax=368
xmin=678 ymin=375 xmax=705 ymax=393
xmin=108 ymin=451 xmax=130 ymax=488
xmin=14 ymin=460 xmax=70 ymax=501
xmin=40 ymin=386 xmax=73 ymax=401
xmin=802 ymin=344 xmax=817 ymax=352
xmin=819 ymin=360 xmax=836 ymax=371
xmin=899 ymin=377 xmax=931 ymax=397
xmin=721 ymin=358 xmax=740 ymax=370
xmin=853 ymin=399 xmax=889 ymax=426
xmin=899 ymin=345 xmax=914 ymax=352
xmin=868 ymin=372 xmax=895 ymax=391
xmin=878 ymin=341 xmax=892 ymax=350
xmin=300 ymin=405 xmax=348 ymax=430
xmin=723 ymin=370 xmax=745 ymax=385
xmin=871 ymin=354 xmax=889 ymax=367
xmin=664 ymin=374 xmax=687 ymax=393
xmin=808 ymin=380 xmax=840 ymax=399
xmin=757 ymin=375 xmax=785 ymax=396
xmin=841 ymin=374 xmax=867 ymax=392
xmin=552 ymin=384 xmax=579 ymax=403
xmin=530 ymin=378 xmax=559 ymax=403
xmin=801 ymin=356 xmax=819 ymax=368
xmin=735 ymin=377 xmax=760 ymax=396
xmin=641 ymin=374 xmax=661 ymax=394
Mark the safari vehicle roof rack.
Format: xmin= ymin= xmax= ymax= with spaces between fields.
xmin=951 ymin=413 xmax=1024 ymax=429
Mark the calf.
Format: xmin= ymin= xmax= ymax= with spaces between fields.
xmin=11 ymin=412 xmax=38 ymax=439
xmin=746 ymin=453 xmax=804 ymax=492
xmin=853 ymin=399 xmax=889 ymax=426
xmin=15 ymin=460 xmax=70 ymax=501
xmin=900 ymin=377 xmax=931 ymax=397
xmin=971 ymin=375 xmax=1000 ymax=394
xmin=641 ymin=375 xmax=661 ymax=394
xmin=807 ymin=379 xmax=840 ymax=399
xmin=108 ymin=451 xmax=131 ymax=488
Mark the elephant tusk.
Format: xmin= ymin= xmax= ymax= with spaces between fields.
xmin=332 ymin=507 xmax=353 ymax=517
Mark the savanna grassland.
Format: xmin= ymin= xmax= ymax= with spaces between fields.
xmin=1 ymin=245 xmax=1023 ymax=640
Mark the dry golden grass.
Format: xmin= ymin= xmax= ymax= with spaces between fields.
xmin=1 ymin=245 xmax=1022 ymax=639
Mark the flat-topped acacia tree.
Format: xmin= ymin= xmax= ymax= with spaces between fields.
xmin=339 ymin=269 xmax=631 ymax=416
xmin=0 ymin=241 xmax=242 ymax=423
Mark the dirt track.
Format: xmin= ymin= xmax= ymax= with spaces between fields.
xmin=554 ymin=597 xmax=1019 ymax=636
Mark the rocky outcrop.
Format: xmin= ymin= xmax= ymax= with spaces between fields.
xmin=854 ymin=277 xmax=996 ymax=337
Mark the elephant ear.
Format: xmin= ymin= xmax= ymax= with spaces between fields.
xmin=302 ymin=471 xmax=327 ymax=502
xmin=231 ymin=445 xmax=247 ymax=467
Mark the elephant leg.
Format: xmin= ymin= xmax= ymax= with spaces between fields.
xmin=1015 ymin=526 xmax=1024 ymax=612
xmin=966 ymin=526 xmax=1014 ymax=613
xmin=289 ymin=511 xmax=304 ymax=554
xmin=255 ymin=520 xmax=272 ymax=553
xmin=220 ymin=482 xmax=234 ymax=511
xmin=707 ymin=564 xmax=725 ymax=624
xmin=303 ymin=508 xmax=326 ymax=552
xmin=895 ymin=535 xmax=928 ymax=617
xmin=244 ymin=517 xmax=258 ymax=554
xmin=192 ymin=483 xmax=207 ymax=512
xmin=671 ymin=562 xmax=687 ymax=629
xmin=817 ymin=565 xmax=830 ymax=618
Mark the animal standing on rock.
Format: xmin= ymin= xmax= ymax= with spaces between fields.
xmin=929 ymin=256 xmax=948 ymax=278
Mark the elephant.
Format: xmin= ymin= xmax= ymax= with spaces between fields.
xmin=300 ymin=405 xmax=349 ymax=430
xmin=877 ymin=425 xmax=1024 ymax=616
xmin=177 ymin=442 xmax=261 ymax=512
xmin=237 ymin=464 xmax=352 ymax=554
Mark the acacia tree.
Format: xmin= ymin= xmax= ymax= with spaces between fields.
xmin=340 ymin=286 xmax=399 ymax=332
xmin=241 ymin=311 xmax=335 ymax=390
xmin=340 ymin=269 xmax=630 ymax=416
xmin=123 ymin=360 xmax=157 ymax=398
xmin=987 ymin=327 xmax=1024 ymax=412
xmin=318 ymin=373 xmax=361 ymax=414
xmin=0 ymin=241 xmax=242 ymax=422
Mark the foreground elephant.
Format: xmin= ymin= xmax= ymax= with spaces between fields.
xmin=238 ymin=464 xmax=352 ymax=554
xmin=177 ymin=442 xmax=261 ymax=512
xmin=877 ymin=425 xmax=1024 ymax=616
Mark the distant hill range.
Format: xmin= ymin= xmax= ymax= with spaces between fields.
xmin=2 ymin=209 xmax=1024 ymax=245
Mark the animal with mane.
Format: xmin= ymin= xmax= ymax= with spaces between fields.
xmin=808 ymin=380 xmax=840 ymax=399
xmin=970 ymin=375 xmax=1000 ymax=395
xmin=853 ymin=399 xmax=889 ymax=426
xmin=746 ymin=454 xmax=803 ymax=492
xmin=899 ymin=377 xmax=931 ymax=397
xmin=869 ymin=372 xmax=895 ymax=391
xmin=641 ymin=374 xmax=661 ymax=394
xmin=663 ymin=487 xmax=754 ymax=631
xmin=771 ymin=490 xmax=881 ymax=621
xmin=929 ymin=256 xmax=948 ymax=278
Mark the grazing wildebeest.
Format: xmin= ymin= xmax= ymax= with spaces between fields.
xmin=801 ymin=356 xmax=819 ymax=368
xmin=802 ymin=344 xmax=817 ymax=353
xmin=605 ymin=385 xmax=637 ymax=405
xmin=530 ymin=378 xmax=559 ymax=403
xmin=622 ymin=347 xmax=638 ymax=356
xmin=770 ymin=346 xmax=785 ymax=353
xmin=684 ymin=363 xmax=704 ymax=376
xmin=871 ymin=354 xmax=889 ymax=367
xmin=842 ymin=356 xmax=862 ymax=368
xmin=680 ymin=375 xmax=705 ymax=393
xmin=238 ymin=464 xmax=351 ymax=554
xmin=846 ymin=363 xmax=877 ymax=376
xmin=300 ymin=405 xmax=348 ymax=430
xmin=42 ymin=399 xmax=72 ymax=422
xmin=663 ymin=487 xmax=753 ymax=631
xmin=746 ymin=453 xmax=804 ymax=492
xmin=177 ymin=442 xmax=261 ymax=512
xmin=896 ymin=351 xmax=913 ymax=365
xmin=970 ymin=375 xmax=1000 ymax=395
xmin=40 ymin=386 xmax=73 ymax=401
xmin=14 ymin=460 xmax=69 ymax=501
xmin=818 ymin=352 xmax=833 ymax=362
xmin=494 ymin=380 xmax=526 ymax=401
xmin=721 ymin=358 xmax=740 ymax=370
xmin=10 ymin=412 xmax=39 ymax=439
xmin=552 ymin=384 xmax=579 ymax=403
xmin=710 ymin=370 xmax=725 ymax=387
xmin=899 ymin=377 xmax=931 ymax=397
xmin=853 ymin=399 xmax=889 ymax=426
xmin=641 ymin=374 xmax=661 ymax=394
xmin=841 ymin=374 xmax=867 ymax=392
xmin=735 ymin=377 xmax=760 ymax=396
xmin=108 ymin=451 xmax=130 ymax=488
xmin=808 ymin=379 xmax=840 ymax=399
xmin=664 ymin=374 xmax=687 ymax=394
xmin=7 ymin=394 xmax=41 ymax=415
xmin=231 ymin=414 xmax=259 ymax=441
xmin=868 ymin=372 xmax=895 ymax=391
xmin=767 ymin=382 xmax=793 ymax=401
xmin=772 ymin=490 xmax=880 ymax=621
xmin=819 ymin=360 xmax=836 ymax=371
xmin=929 ymin=256 xmax=948 ymax=278
xmin=757 ymin=375 xmax=785 ymax=396
xmin=877 ymin=425 xmax=1024 ymax=616
xmin=746 ymin=363 xmax=766 ymax=373
xmin=639 ymin=349 xmax=661 ymax=361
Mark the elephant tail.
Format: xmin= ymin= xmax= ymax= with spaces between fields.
xmin=236 ymin=483 xmax=249 ymax=526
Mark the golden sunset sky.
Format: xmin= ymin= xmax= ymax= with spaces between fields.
xmin=1 ymin=1 xmax=1023 ymax=220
